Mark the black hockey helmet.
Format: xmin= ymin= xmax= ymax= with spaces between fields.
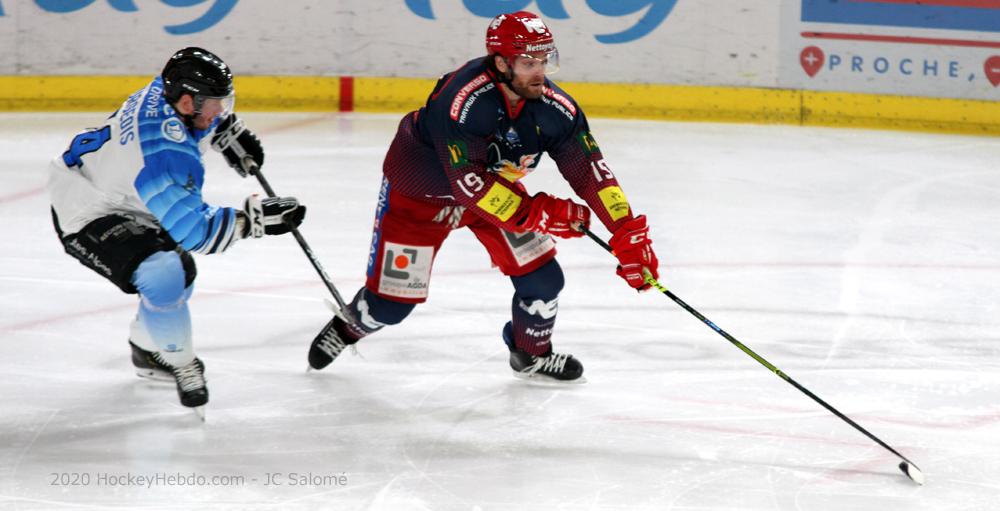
xmin=161 ymin=47 xmax=234 ymax=104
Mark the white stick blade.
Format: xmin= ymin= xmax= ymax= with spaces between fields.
xmin=899 ymin=461 xmax=925 ymax=485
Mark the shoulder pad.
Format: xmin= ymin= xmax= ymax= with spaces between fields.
xmin=135 ymin=78 xmax=199 ymax=156
xmin=449 ymin=72 xmax=498 ymax=124
xmin=541 ymin=86 xmax=577 ymax=116
xmin=538 ymin=84 xmax=579 ymax=122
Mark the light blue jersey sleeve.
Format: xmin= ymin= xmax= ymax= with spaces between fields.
xmin=133 ymin=78 xmax=240 ymax=254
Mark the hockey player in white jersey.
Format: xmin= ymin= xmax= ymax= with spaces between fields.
xmin=47 ymin=47 xmax=306 ymax=417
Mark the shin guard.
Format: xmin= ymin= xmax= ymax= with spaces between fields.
xmin=508 ymin=259 xmax=564 ymax=356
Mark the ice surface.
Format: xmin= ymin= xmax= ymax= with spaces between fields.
xmin=2 ymin=112 xmax=999 ymax=510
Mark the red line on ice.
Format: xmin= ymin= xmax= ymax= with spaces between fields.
xmin=0 ymin=185 xmax=46 ymax=205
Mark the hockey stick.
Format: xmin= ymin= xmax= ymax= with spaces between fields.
xmin=242 ymin=156 xmax=348 ymax=313
xmin=581 ymin=226 xmax=925 ymax=485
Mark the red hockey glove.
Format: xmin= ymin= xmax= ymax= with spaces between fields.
xmin=519 ymin=192 xmax=590 ymax=239
xmin=609 ymin=215 xmax=659 ymax=290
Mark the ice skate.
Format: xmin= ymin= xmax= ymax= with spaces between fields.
xmin=508 ymin=348 xmax=585 ymax=383
xmin=155 ymin=358 xmax=208 ymax=419
xmin=129 ymin=341 xmax=208 ymax=416
xmin=130 ymin=340 xmax=203 ymax=382
xmin=170 ymin=357 xmax=208 ymax=417
xmin=307 ymin=316 xmax=355 ymax=370
xmin=503 ymin=324 xmax=585 ymax=383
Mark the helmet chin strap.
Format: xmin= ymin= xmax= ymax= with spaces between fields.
xmin=500 ymin=57 xmax=533 ymax=101
xmin=179 ymin=112 xmax=197 ymax=130
xmin=487 ymin=55 xmax=515 ymax=87
xmin=175 ymin=94 xmax=204 ymax=130
xmin=500 ymin=58 xmax=516 ymax=86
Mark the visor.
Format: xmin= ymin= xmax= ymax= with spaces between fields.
xmin=194 ymin=92 xmax=235 ymax=118
xmin=513 ymin=49 xmax=560 ymax=74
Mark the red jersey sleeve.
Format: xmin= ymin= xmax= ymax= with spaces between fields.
xmin=547 ymin=104 xmax=634 ymax=233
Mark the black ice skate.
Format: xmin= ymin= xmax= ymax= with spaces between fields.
xmin=509 ymin=349 xmax=585 ymax=382
xmin=170 ymin=358 xmax=208 ymax=413
xmin=129 ymin=341 xmax=208 ymax=418
xmin=308 ymin=316 xmax=357 ymax=370
xmin=503 ymin=324 xmax=585 ymax=383
xmin=130 ymin=340 xmax=203 ymax=382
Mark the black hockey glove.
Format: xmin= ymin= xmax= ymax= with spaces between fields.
xmin=240 ymin=195 xmax=306 ymax=238
xmin=211 ymin=114 xmax=264 ymax=177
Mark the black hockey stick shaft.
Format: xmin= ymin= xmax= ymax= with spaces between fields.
xmin=582 ymin=226 xmax=923 ymax=483
xmin=243 ymin=157 xmax=348 ymax=312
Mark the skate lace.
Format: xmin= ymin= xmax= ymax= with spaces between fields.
xmin=316 ymin=330 xmax=348 ymax=359
xmin=529 ymin=352 xmax=569 ymax=375
xmin=174 ymin=361 xmax=205 ymax=392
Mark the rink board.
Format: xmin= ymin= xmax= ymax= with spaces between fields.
xmin=1 ymin=75 xmax=997 ymax=136
xmin=2 ymin=1 xmax=997 ymax=101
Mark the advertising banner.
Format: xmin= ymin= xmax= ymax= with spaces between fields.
xmin=781 ymin=0 xmax=1000 ymax=100
xmin=0 ymin=0 xmax=780 ymax=86
xmin=0 ymin=1 xmax=994 ymax=103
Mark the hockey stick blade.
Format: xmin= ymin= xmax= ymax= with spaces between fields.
xmin=900 ymin=461 xmax=925 ymax=486
xmin=580 ymin=226 xmax=925 ymax=485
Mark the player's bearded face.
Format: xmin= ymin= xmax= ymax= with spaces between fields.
xmin=508 ymin=53 xmax=549 ymax=99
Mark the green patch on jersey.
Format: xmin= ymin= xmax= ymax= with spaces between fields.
xmin=577 ymin=131 xmax=600 ymax=155
xmin=447 ymin=140 xmax=469 ymax=168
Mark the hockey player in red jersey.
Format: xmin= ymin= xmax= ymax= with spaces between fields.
xmin=308 ymin=11 xmax=659 ymax=382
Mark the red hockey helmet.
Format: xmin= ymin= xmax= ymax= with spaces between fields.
xmin=486 ymin=11 xmax=559 ymax=73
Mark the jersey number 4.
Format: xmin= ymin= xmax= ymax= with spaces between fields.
xmin=62 ymin=126 xmax=111 ymax=168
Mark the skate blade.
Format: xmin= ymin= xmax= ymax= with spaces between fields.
xmin=512 ymin=370 xmax=587 ymax=385
xmin=134 ymin=368 xmax=174 ymax=382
